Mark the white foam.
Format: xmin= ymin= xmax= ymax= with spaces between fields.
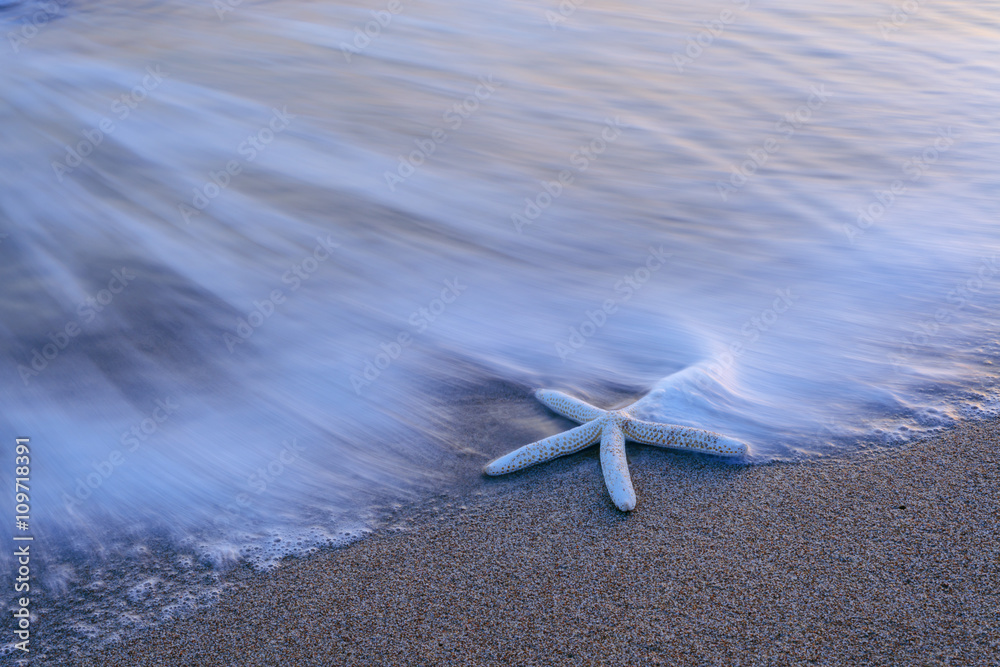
xmin=1 ymin=0 xmax=999 ymax=655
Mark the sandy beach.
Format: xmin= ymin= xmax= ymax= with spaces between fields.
xmin=7 ymin=0 xmax=1000 ymax=665
xmin=46 ymin=417 xmax=997 ymax=666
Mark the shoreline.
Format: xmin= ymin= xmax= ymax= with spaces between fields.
xmin=48 ymin=418 xmax=999 ymax=666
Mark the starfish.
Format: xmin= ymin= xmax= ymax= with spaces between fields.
xmin=484 ymin=389 xmax=747 ymax=511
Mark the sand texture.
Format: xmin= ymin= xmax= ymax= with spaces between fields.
xmin=50 ymin=419 xmax=999 ymax=666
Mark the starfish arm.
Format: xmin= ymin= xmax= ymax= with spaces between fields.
xmin=534 ymin=389 xmax=606 ymax=423
xmin=621 ymin=418 xmax=748 ymax=457
xmin=600 ymin=421 xmax=636 ymax=511
xmin=484 ymin=419 xmax=603 ymax=475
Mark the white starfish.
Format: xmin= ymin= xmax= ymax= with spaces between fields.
xmin=484 ymin=389 xmax=747 ymax=511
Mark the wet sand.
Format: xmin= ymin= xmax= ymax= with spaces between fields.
xmin=54 ymin=418 xmax=998 ymax=666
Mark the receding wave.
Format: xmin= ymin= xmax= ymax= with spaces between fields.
xmin=1 ymin=0 xmax=999 ymax=655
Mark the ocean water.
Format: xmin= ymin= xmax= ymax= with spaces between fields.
xmin=2 ymin=0 xmax=999 ymax=655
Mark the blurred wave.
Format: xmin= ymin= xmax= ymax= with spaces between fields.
xmin=1 ymin=0 xmax=999 ymax=653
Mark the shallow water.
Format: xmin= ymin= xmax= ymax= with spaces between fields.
xmin=1 ymin=0 xmax=999 ymax=654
